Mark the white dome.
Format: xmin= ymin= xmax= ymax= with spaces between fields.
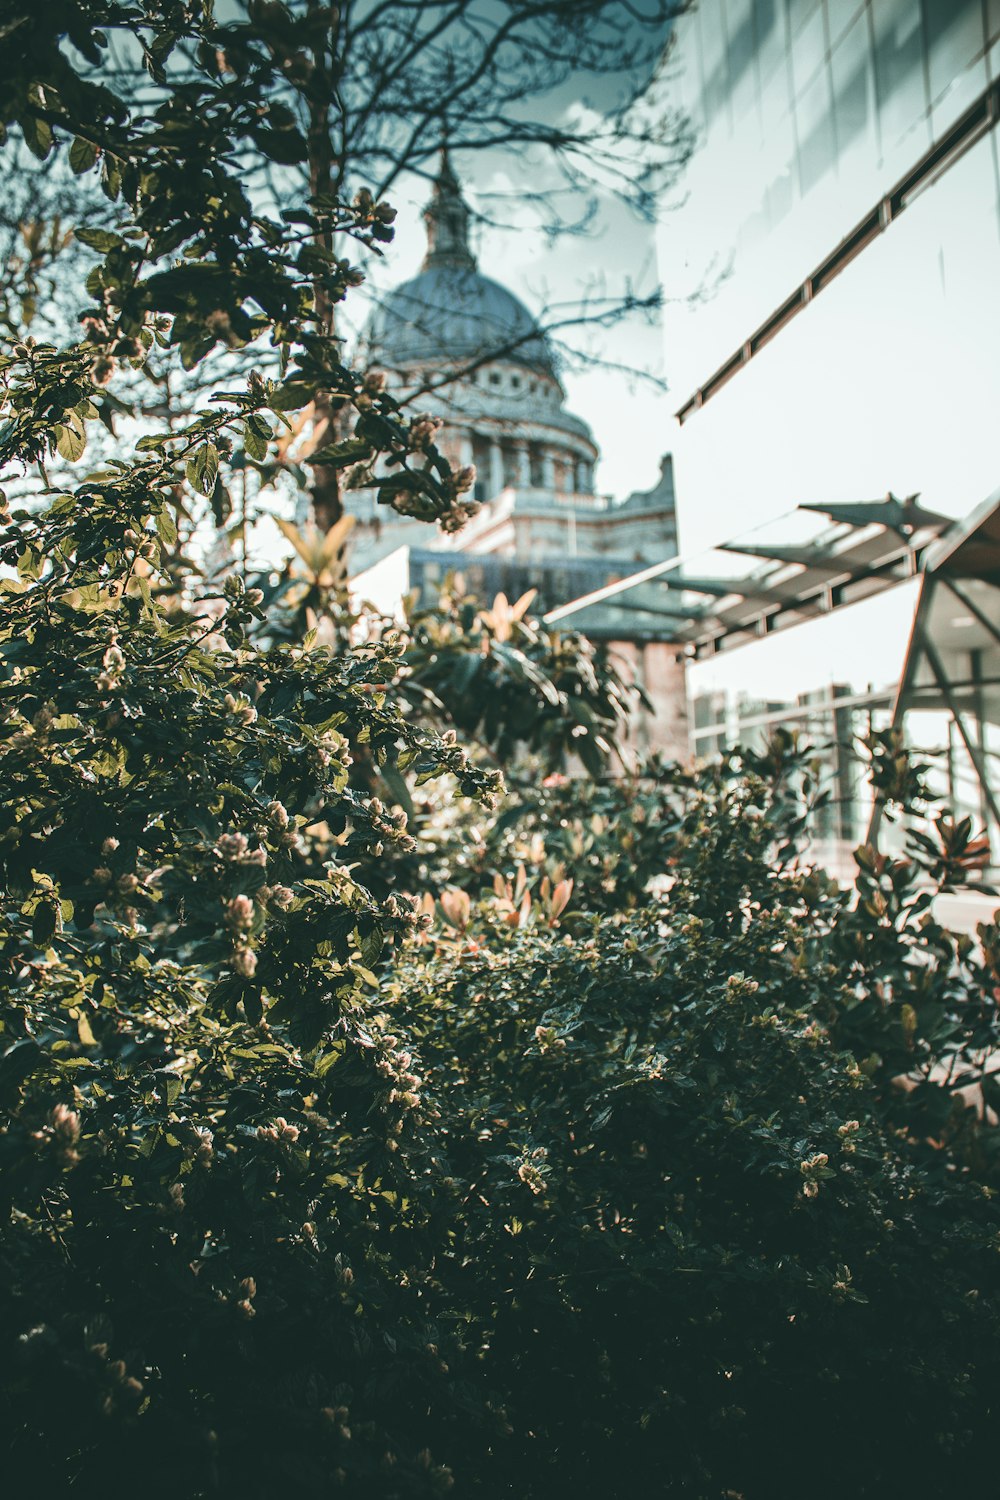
xmin=366 ymin=263 xmax=557 ymax=378
xmin=365 ymin=151 xmax=558 ymax=380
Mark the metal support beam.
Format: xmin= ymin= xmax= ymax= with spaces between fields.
xmin=919 ymin=628 xmax=1000 ymax=835
xmin=866 ymin=576 xmax=933 ymax=850
xmin=939 ymin=576 xmax=1000 ymax=652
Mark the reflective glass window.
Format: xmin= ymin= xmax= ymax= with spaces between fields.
xmin=871 ymin=0 xmax=928 ymax=161
xmin=831 ymin=9 xmax=875 ymax=163
xmin=827 ymin=0 xmax=868 ymax=50
xmin=790 ymin=1 xmax=827 ymax=92
xmin=923 ymin=0 xmax=984 ymax=106
xmin=700 ymin=3 xmax=731 ymax=124
xmin=725 ymin=0 xmax=759 ymax=118
xmin=758 ymin=59 xmax=799 ymax=228
xmin=795 ymin=66 xmax=837 ymax=193
xmin=755 ymin=0 xmax=788 ymax=87
xmin=784 ymin=0 xmax=822 ymax=32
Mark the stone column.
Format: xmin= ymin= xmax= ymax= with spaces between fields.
xmin=459 ymin=432 xmax=474 ymax=469
xmin=541 ymin=447 xmax=556 ymax=493
xmin=514 ymin=438 xmax=530 ymax=488
xmin=489 ymin=437 xmax=504 ymax=497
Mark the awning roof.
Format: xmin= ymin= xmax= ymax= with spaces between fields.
xmin=545 ymin=493 xmax=965 ymax=652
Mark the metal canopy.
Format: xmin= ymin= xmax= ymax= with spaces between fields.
xmin=654 ymin=571 xmax=820 ymax=606
xmin=603 ymin=597 xmax=711 ymax=624
xmin=716 ymin=542 xmax=853 ymax=572
xmin=546 ymin=491 xmax=957 ymax=648
xmin=801 ymin=493 xmax=953 ymax=536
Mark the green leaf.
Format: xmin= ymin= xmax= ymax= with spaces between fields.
xmin=69 ymin=136 xmax=99 ymax=173
xmin=21 ymin=113 xmax=53 ymax=160
xmin=16 ymin=547 xmax=42 ymax=581
xmin=76 ymin=226 xmax=124 ymax=253
xmin=315 ymin=1039 xmax=346 ymax=1078
xmin=32 ymin=900 xmax=58 ymax=948
xmin=309 ymin=437 xmax=372 ymax=469
xmin=210 ymin=475 xmax=232 ymax=526
xmin=269 ymin=382 xmax=312 ymax=411
xmin=101 ymin=155 xmax=122 ymax=202
xmin=252 ymin=126 xmax=308 ymax=165
xmin=243 ymin=413 xmax=272 ymax=462
xmin=55 ymin=415 xmax=86 ymax=463
xmin=186 ymin=443 xmax=220 ymax=496
xmin=155 ymin=506 xmax=177 ymax=547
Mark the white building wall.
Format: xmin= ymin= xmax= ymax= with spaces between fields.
xmin=660 ymin=0 xmax=1000 ymax=554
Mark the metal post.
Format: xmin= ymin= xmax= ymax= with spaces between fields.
xmin=919 ymin=629 xmax=1000 ymax=836
xmin=940 ymin=576 xmax=1000 ymax=651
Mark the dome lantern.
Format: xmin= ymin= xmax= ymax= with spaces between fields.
xmin=364 ymin=153 xmax=560 ymax=380
xmin=422 ymin=149 xmax=477 ymax=271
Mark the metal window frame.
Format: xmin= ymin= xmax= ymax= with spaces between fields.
xmin=676 ymin=79 xmax=1000 ymax=425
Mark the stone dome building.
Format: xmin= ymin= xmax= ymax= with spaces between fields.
xmin=347 ymin=156 xmax=686 ymax=760
xmin=349 ymin=154 xmax=678 ymax=580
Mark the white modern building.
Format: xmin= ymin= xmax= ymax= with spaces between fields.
xmin=661 ymin=0 xmax=1000 ymax=555
xmin=553 ymin=1 xmax=1000 ymax=891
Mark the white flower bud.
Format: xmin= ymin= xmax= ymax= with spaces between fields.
xmin=231 ymin=947 xmax=257 ymax=978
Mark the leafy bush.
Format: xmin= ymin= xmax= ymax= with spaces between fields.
xmin=395 ymin=904 xmax=1000 ymax=1498
xmin=0 ymin=433 xmax=500 ymax=1497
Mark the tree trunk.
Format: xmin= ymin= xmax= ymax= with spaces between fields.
xmin=306 ymin=0 xmax=344 ymax=532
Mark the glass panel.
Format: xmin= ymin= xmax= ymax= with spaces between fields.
xmin=755 ymin=0 xmax=788 ymax=88
xmin=758 ymin=60 xmax=799 ymax=227
xmin=831 ymin=10 xmax=875 ymax=165
xmin=795 ymin=64 xmax=837 ymax=194
xmin=790 ymin=0 xmax=827 ymax=92
xmin=677 ymin=8 xmax=707 ymax=134
xmin=700 ymin=1 xmax=731 ymax=124
xmin=872 ymin=0 xmax=929 ymax=162
xmin=826 ymin=0 xmax=868 ymax=51
xmin=726 ymin=0 xmax=759 ymax=118
xmin=923 ymin=0 xmax=984 ymax=106
xmin=784 ymin=0 xmax=821 ymax=33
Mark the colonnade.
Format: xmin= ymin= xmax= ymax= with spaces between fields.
xmin=456 ymin=431 xmax=594 ymax=500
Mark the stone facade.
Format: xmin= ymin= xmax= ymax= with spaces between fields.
xmin=348 ymin=155 xmax=686 ymax=757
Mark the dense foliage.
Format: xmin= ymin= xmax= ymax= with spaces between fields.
xmin=3 ymin=7 xmax=1000 ymax=1498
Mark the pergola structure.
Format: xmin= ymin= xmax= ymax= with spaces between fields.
xmin=870 ymin=494 xmax=1000 ymax=845
xmin=548 ymin=490 xmax=1000 ymax=878
xmin=545 ymin=493 xmax=953 ymax=650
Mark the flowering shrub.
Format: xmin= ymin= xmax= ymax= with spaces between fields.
xmin=387 ymin=767 xmax=1000 ymax=1498
xmin=0 ymin=398 xmax=504 ymax=1496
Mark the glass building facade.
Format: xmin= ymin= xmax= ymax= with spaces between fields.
xmin=660 ymin=0 xmax=1000 ymax=556
xmin=554 ymin=3 xmax=1000 ymax=892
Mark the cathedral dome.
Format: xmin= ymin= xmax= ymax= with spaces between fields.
xmin=367 ymin=264 xmax=556 ymax=377
xmin=364 ymin=151 xmax=557 ymax=380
